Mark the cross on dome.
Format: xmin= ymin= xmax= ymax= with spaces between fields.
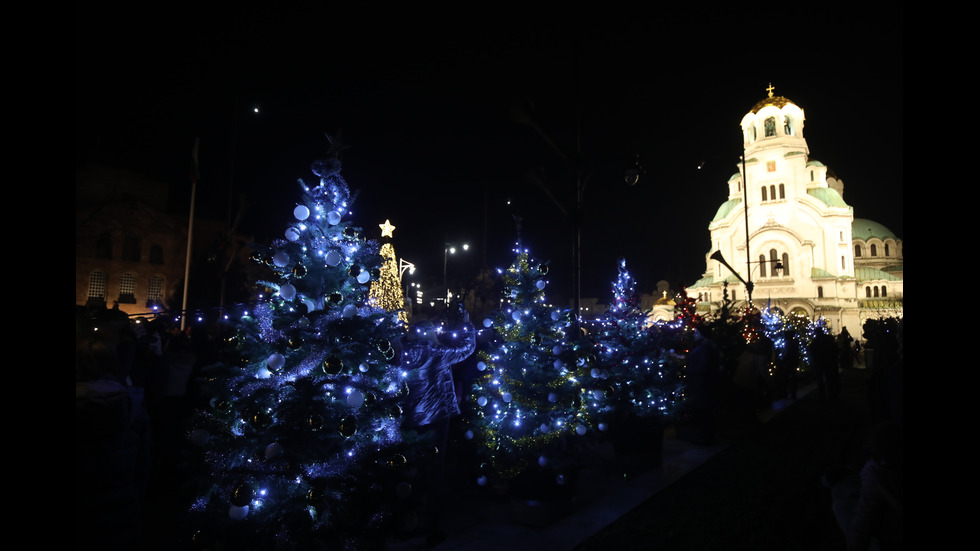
xmin=767 ymin=83 xmax=775 ymax=97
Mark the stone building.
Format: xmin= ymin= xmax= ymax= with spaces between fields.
xmin=685 ymin=87 xmax=902 ymax=331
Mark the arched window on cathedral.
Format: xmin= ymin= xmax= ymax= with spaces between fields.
xmin=817 ymin=286 xmax=824 ymax=298
xmin=866 ymin=286 xmax=872 ymax=298
xmin=123 ymin=232 xmax=141 ymax=262
xmin=750 ymin=125 xmax=757 ymax=142
xmin=885 ymin=244 xmax=890 ymax=256
xmin=882 ymin=286 xmax=887 ymax=297
xmin=761 ymin=186 xmax=768 ymax=202
xmin=759 ymin=254 xmax=768 ymax=277
xmin=854 ymin=244 xmax=862 ymax=257
xmin=871 ymin=244 xmax=878 ymax=257
xmin=873 ymin=286 xmax=880 ymax=297
xmin=765 ymin=116 xmax=776 ymax=137
xmin=769 ymin=249 xmax=779 ymax=276
xmin=769 ymin=185 xmax=776 ymax=201
xmin=781 ymin=253 xmax=790 ymax=276
xmin=778 ymin=183 xmax=785 ymax=199
xmin=784 ymin=115 xmax=793 ymax=135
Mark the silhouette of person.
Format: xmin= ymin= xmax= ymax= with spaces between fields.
xmin=809 ymin=325 xmax=840 ymax=403
xmin=398 ymin=314 xmax=476 ymax=546
xmin=686 ymin=325 xmax=722 ymax=444
xmin=732 ymin=335 xmax=773 ymax=423
xmin=827 ymin=421 xmax=904 ymax=550
xmin=837 ymin=326 xmax=855 ymax=370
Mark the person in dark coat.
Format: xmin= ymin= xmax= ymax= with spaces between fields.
xmin=685 ymin=325 xmax=722 ymax=444
xmin=398 ymin=314 xmax=476 ymax=546
xmin=809 ymin=325 xmax=840 ymax=403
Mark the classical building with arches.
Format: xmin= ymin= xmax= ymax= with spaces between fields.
xmin=685 ymin=87 xmax=902 ymax=332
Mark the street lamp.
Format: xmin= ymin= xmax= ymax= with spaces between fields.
xmin=710 ymin=250 xmax=783 ymax=306
xmin=443 ymin=241 xmax=469 ymax=305
xmin=399 ymin=258 xmax=415 ymax=317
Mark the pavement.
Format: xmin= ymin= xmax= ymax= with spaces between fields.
xmin=389 ymin=366 xmax=879 ymax=551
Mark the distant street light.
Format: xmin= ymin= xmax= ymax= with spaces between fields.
xmin=443 ymin=239 xmax=469 ymax=305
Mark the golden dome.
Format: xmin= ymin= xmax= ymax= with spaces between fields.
xmin=749 ymin=83 xmax=798 ymax=113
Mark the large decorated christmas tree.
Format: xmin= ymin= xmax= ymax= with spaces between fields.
xmin=183 ymin=146 xmax=422 ymax=550
xmin=464 ymin=245 xmax=596 ymax=498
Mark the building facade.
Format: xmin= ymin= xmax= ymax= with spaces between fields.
xmin=685 ymin=87 xmax=903 ymax=332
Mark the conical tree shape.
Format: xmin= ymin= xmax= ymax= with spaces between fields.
xmin=184 ymin=151 xmax=422 ymax=550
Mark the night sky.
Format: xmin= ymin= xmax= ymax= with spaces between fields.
xmin=76 ymin=4 xmax=903 ymax=303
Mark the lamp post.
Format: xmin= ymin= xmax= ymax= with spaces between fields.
xmin=711 ymin=251 xmax=783 ymax=307
xmin=399 ymin=258 xmax=415 ymax=319
xmin=443 ymin=240 xmax=469 ymax=307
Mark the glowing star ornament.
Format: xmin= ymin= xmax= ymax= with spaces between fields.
xmin=379 ymin=219 xmax=396 ymax=238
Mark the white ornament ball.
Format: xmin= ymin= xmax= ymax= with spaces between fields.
xmin=477 ymin=396 xmax=488 ymax=407
xmin=464 ymin=430 xmax=474 ymax=440
xmin=512 ymin=310 xmax=522 ymax=322
xmin=267 ymin=352 xmax=285 ymax=371
xmin=575 ymin=424 xmax=587 ymax=436
xmin=326 ymin=211 xmax=342 ymax=225
xmin=279 ymin=284 xmax=296 ymax=300
xmin=347 ymin=389 xmax=365 ymax=408
xmin=598 ymin=422 xmax=608 ymax=432
xmin=536 ymin=279 xmax=546 ymax=290
xmin=477 ymin=475 xmax=488 ymax=486
xmin=356 ymin=271 xmax=371 ymax=284
xmin=265 ymin=442 xmax=284 ymax=460
xmin=342 ymin=304 xmax=357 ymax=318
xmin=554 ymin=359 xmax=564 ymax=370
xmin=359 ymin=362 xmax=369 ymax=373
xmin=325 ymin=250 xmax=342 ymax=267
xmin=552 ymin=345 xmax=562 ymax=355
xmin=477 ymin=361 xmax=487 ymax=371
xmin=538 ymin=456 xmax=548 ymax=467
xmin=483 ymin=318 xmax=493 ymax=328
xmin=293 ymin=205 xmax=310 ymax=221
xmin=592 ymin=389 xmax=605 ymax=400
xmin=229 ymin=505 xmax=249 ymax=521
xmin=502 ymin=392 xmax=512 ymax=403
xmin=551 ymin=310 xmax=561 ymax=321
xmin=285 ymin=227 xmax=301 ymax=241
xmin=540 ymin=423 xmax=550 ymax=433
xmin=548 ymin=392 xmax=558 ymax=403
xmin=303 ymin=298 xmax=317 ymax=312
xmin=273 ymin=251 xmax=289 ymax=267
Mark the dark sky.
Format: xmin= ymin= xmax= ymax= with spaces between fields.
xmin=76 ymin=4 xmax=903 ymax=303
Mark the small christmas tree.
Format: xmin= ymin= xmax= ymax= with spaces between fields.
xmin=184 ymin=147 xmax=421 ymax=550
xmin=464 ymin=245 xmax=593 ymax=497
xmin=586 ymin=260 xmax=686 ymax=439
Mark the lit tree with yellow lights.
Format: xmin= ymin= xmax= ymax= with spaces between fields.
xmin=464 ymin=245 xmax=596 ymax=499
xmin=369 ymin=219 xmax=407 ymax=323
xmin=182 ymin=145 xmax=423 ymax=550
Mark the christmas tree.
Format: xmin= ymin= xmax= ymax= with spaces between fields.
xmin=183 ymin=148 xmax=422 ymax=550
xmin=464 ymin=245 xmax=594 ymax=497
xmin=369 ymin=219 xmax=407 ymax=323
xmin=585 ymin=260 xmax=686 ymax=438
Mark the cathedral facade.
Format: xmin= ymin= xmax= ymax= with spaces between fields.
xmin=684 ymin=87 xmax=903 ymax=332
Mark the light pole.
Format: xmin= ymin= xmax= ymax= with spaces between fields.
xmin=710 ymin=251 xmax=783 ymax=307
xmin=443 ymin=240 xmax=469 ymax=307
xmin=399 ymin=258 xmax=415 ymax=318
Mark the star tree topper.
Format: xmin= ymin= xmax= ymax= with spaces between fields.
xmin=379 ymin=219 xmax=396 ymax=238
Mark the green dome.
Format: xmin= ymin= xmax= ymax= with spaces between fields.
xmin=852 ymin=218 xmax=898 ymax=240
